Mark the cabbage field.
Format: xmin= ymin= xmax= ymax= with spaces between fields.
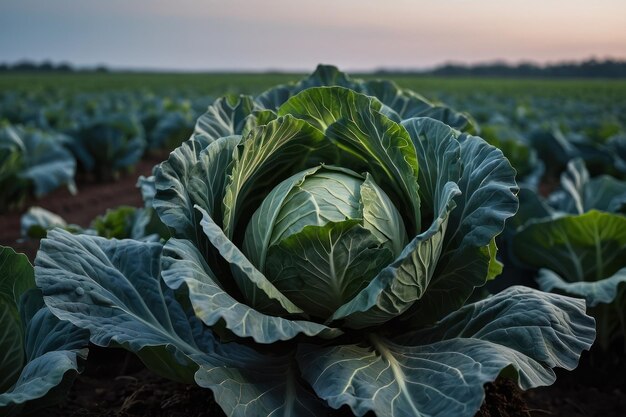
xmin=1 ymin=67 xmax=625 ymax=417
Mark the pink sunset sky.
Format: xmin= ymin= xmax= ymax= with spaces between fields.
xmin=1 ymin=0 xmax=625 ymax=71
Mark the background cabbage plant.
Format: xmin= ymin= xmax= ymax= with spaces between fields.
xmin=511 ymin=158 xmax=626 ymax=350
xmin=0 ymin=124 xmax=77 ymax=211
xmin=33 ymin=66 xmax=596 ymax=417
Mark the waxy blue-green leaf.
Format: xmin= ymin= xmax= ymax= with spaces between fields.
xmin=18 ymin=131 xmax=77 ymax=198
xmin=0 ymin=295 xmax=23 ymax=394
xmin=481 ymin=123 xmax=543 ymax=185
xmin=221 ymin=115 xmax=333 ymax=240
xmin=504 ymin=187 xmax=555 ymax=240
xmin=407 ymin=129 xmax=519 ymax=325
xmin=1 ymin=247 xmax=88 ymax=417
xmin=402 ymin=118 xmax=462 ymax=219
xmin=1 ymin=291 xmax=88 ymax=416
xmin=0 ymin=246 xmax=34 ymax=305
xmin=513 ymin=210 xmax=626 ymax=283
xmin=194 ymin=351 xmax=331 ymax=417
xmin=35 ymin=230 xmax=328 ymax=417
xmin=35 ymin=230 xmax=207 ymax=384
xmin=279 ymin=87 xmax=421 ymax=233
xmin=197 ymin=206 xmax=305 ymax=316
xmin=256 ymin=65 xmax=471 ymax=132
xmin=0 ymin=126 xmax=76 ymax=199
xmin=299 ymin=287 xmax=594 ymax=417
xmin=154 ymin=135 xmax=240 ymax=250
xmin=549 ymin=158 xmax=626 ymax=214
xmin=0 ymin=246 xmax=34 ymax=393
xmin=162 ymin=238 xmax=341 ymax=343
xmin=537 ymin=267 xmax=626 ymax=307
xmin=193 ymin=95 xmax=259 ymax=144
xmin=256 ymin=64 xmax=360 ymax=110
xmin=255 ymin=84 xmax=294 ymax=111
xmin=362 ymin=80 xmax=431 ymax=119
xmin=266 ymin=220 xmax=394 ymax=319
xmin=240 ymin=109 xmax=277 ymax=138
xmin=363 ymin=80 xmax=473 ymax=131
xmin=71 ymin=114 xmax=145 ymax=176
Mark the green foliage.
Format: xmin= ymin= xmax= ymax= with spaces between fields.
xmin=0 ymin=125 xmax=76 ymax=211
xmin=29 ymin=66 xmax=598 ymax=417
xmin=511 ymin=159 xmax=626 ymax=350
xmin=0 ymin=246 xmax=88 ymax=416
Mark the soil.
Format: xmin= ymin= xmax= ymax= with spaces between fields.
xmin=37 ymin=347 xmax=531 ymax=417
xmin=37 ymin=346 xmax=625 ymax=417
xmin=2 ymin=157 xmax=625 ymax=417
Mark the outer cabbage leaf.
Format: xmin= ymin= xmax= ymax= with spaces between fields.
xmin=298 ymin=287 xmax=594 ymax=417
xmin=405 ymin=125 xmax=519 ymax=325
xmin=1 ymin=291 xmax=89 ymax=416
xmin=161 ymin=238 xmax=341 ymax=343
xmin=480 ymin=123 xmax=544 ymax=187
xmin=402 ymin=118 xmax=461 ymax=220
xmin=256 ymin=64 xmax=360 ymax=109
xmin=362 ymin=80 xmax=474 ymax=131
xmin=20 ymin=207 xmax=70 ymax=239
xmin=35 ymin=230 xmax=330 ymax=417
xmin=0 ymin=126 xmax=76 ymax=200
xmin=154 ymin=135 xmax=240 ymax=251
xmin=503 ymin=187 xmax=555 ymax=240
xmin=197 ymin=205 xmax=306 ymax=315
xmin=0 ymin=246 xmax=34 ymax=393
xmin=1 ymin=247 xmax=88 ymax=416
xmin=17 ymin=129 xmax=77 ymax=198
xmin=192 ymin=95 xmax=259 ymax=144
xmin=35 ymin=230 xmax=205 ymax=383
xmin=0 ymin=246 xmax=34 ymax=303
xmin=71 ymin=114 xmax=145 ymax=178
xmin=512 ymin=210 xmax=626 ymax=283
xmin=257 ymin=65 xmax=471 ymax=132
xmin=0 ymin=296 xmax=24 ymax=394
xmin=362 ymin=80 xmax=432 ymax=119
xmin=549 ymin=158 xmax=626 ymax=214
xmin=194 ymin=351 xmax=331 ymax=417
xmin=537 ymin=267 xmax=626 ymax=307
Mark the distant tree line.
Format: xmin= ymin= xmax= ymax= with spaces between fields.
xmin=3 ymin=58 xmax=626 ymax=78
xmin=0 ymin=60 xmax=108 ymax=73
xmin=377 ymin=59 xmax=626 ymax=78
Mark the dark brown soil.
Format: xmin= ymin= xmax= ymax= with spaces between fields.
xmin=39 ymin=351 xmax=625 ymax=417
xmin=39 ymin=347 xmax=534 ymax=417
xmin=525 ymin=347 xmax=626 ymax=417
xmin=39 ymin=347 xmax=224 ymax=417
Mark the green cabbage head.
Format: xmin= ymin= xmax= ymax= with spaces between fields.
xmin=34 ymin=66 xmax=596 ymax=417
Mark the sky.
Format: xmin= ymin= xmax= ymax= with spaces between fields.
xmin=1 ymin=0 xmax=625 ymax=71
